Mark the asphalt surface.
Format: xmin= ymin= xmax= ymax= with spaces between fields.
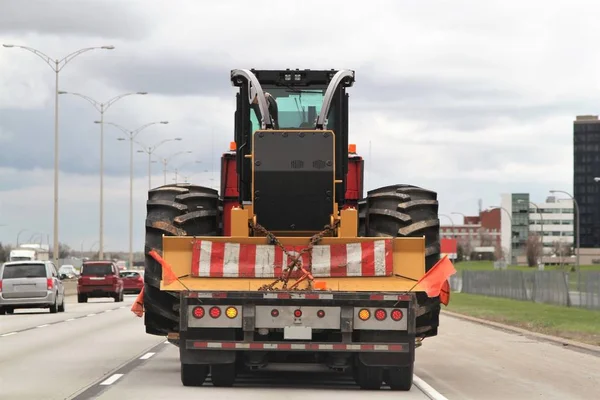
xmin=1 ymin=296 xmax=599 ymax=399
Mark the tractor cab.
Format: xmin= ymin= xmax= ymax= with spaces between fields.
xmin=229 ymin=69 xmax=356 ymax=234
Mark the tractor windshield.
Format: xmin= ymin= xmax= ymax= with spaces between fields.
xmin=250 ymin=87 xmax=334 ymax=131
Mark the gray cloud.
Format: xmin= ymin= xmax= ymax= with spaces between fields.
xmin=0 ymin=0 xmax=150 ymax=39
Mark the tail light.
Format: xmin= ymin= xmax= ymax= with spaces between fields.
xmin=225 ymin=307 xmax=238 ymax=319
xmin=391 ymin=309 xmax=404 ymax=321
xmin=0 ymin=280 xmax=3 ymax=292
xmin=375 ymin=309 xmax=387 ymax=321
xmin=358 ymin=309 xmax=370 ymax=321
xmin=47 ymin=278 xmax=53 ymax=290
xmin=293 ymin=309 xmax=302 ymax=318
xmin=209 ymin=306 xmax=221 ymax=318
xmin=271 ymin=309 xmax=279 ymax=317
xmin=192 ymin=306 xmax=205 ymax=319
xmin=317 ymin=310 xmax=325 ymax=318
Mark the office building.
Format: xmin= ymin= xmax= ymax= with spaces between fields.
xmin=573 ymin=115 xmax=600 ymax=249
xmin=500 ymin=193 xmax=574 ymax=262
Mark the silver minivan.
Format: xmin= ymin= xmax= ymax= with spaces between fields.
xmin=0 ymin=261 xmax=66 ymax=314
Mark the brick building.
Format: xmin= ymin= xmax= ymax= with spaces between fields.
xmin=440 ymin=208 xmax=501 ymax=260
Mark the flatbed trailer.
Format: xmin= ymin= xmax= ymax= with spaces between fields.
xmin=138 ymin=68 xmax=455 ymax=391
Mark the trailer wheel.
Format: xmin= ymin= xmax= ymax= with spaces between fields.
xmin=385 ymin=363 xmax=414 ymax=391
xmin=210 ymin=363 xmax=237 ymax=387
xmin=355 ymin=359 xmax=383 ymax=390
xmin=143 ymin=184 xmax=221 ymax=337
xmin=359 ymin=184 xmax=441 ymax=338
xmin=181 ymin=363 xmax=209 ymax=386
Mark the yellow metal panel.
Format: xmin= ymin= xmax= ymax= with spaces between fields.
xmin=338 ymin=208 xmax=358 ymax=238
xmin=231 ymin=207 xmax=250 ymax=237
xmin=160 ymin=235 xmax=425 ymax=292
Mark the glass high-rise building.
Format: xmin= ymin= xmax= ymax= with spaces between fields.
xmin=574 ymin=115 xmax=600 ymax=248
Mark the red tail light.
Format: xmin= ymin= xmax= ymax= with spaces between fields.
xmin=192 ymin=306 xmax=205 ymax=319
xmin=374 ymin=309 xmax=387 ymax=321
xmin=271 ymin=309 xmax=279 ymax=317
xmin=391 ymin=309 xmax=403 ymax=321
xmin=209 ymin=306 xmax=221 ymax=318
xmin=0 ymin=279 xmax=3 ymax=292
xmin=47 ymin=278 xmax=53 ymax=290
xmin=317 ymin=310 xmax=325 ymax=318
xmin=293 ymin=309 xmax=302 ymax=318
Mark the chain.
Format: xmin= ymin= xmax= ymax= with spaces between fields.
xmin=249 ymin=219 xmax=340 ymax=291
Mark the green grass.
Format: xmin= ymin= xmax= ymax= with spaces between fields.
xmin=445 ymin=292 xmax=600 ymax=346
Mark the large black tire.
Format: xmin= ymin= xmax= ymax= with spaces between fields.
xmin=144 ymin=183 xmax=221 ymax=336
xmin=359 ymin=184 xmax=441 ymax=338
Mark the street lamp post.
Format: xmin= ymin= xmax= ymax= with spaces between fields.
xmin=491 ymin=206 xmax=513 ymax=265
xmin=60 ymin=91 xmax=148 ymax=259
xmin=3 ymin=43 xmax=115 ymax=263
xmin=136 ymin=138 xmax=183 ymax=189
xmin=105 ymin=121 xmax=169 ymax=268
xmin=550 ymin=190 xmax=580 ymax=289
xmin=161 ymin=151 xmax=193 ymax=185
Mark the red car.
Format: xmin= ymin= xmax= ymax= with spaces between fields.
xmin=77 ymin=261 xmax=124 ymax=303
xmin=120 ymin=270 xmax=144 ymax=294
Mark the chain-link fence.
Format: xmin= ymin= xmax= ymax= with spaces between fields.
xmin=451 ymin=270 xmax=599 ymax=309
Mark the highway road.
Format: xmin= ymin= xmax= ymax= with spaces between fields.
xmin=1 ymin=296 xmax=599 ymax=400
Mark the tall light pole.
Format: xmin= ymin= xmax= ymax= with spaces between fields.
xmin=136 ymin=138 xmax=182 ymax=189
xmin=439 ymin=213 xmax=455 ymax=238
xmin=60 ymin=91 xmax=148 ymax=259
xmin=3 ymin=43 xmax=115 ymax=263
xmin=106 ymin=121 xmax=169 ymax=268
xmin=550 ymin=190 xmax=580 ymax=288
xmin=161 ymin=151 xmax=193 ymax=185
xmin=490 ymin=206 xmax=513 ymax=265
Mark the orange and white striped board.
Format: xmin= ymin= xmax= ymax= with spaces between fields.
xmin=190 ymin=240 xmax=394 ymax=278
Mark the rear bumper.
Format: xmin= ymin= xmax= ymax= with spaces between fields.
xmin=178 ymin=290 xmax=417 ymax=367
xmin=78 ymin=285 xmax=117 ymax=295
xmin=0 ymin=291 xmax=56 ymax=308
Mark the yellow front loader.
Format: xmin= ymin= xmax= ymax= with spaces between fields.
xmin=140 ymin=69 xmax=445 ymax=391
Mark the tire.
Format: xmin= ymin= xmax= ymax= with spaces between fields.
xmin=355 ymin=359 xmax=383 ymax=390
xmin=58 ymin=297 xmax=65 ymax=312
xmin=144 ymin=183 xmax=221 ymax=336
xmin=77 ymin=294 xmax=87 ymax=303
xmin=359 ymin=184 xmax=441 ymax=338
xmin=385 ymin=363 xmax=414 ymax=391
xmin=0 ymin=307 xmax=5 ymax=315
xmin=181 ymin=363 xmax=209 ymax=386
xmin=49 ymin=297 xmax=58 ymax=314
xmin=5 ymin=308 xmax=14 ymax=315
xmin=210 ymin=363 xmax=236 ymax=387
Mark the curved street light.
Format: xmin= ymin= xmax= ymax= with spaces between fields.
xmin=3 ymin=43 xmax=115 ymax=263
xmin=549 ymin=190 xmax=580 ymax=288
xmin=161 ymin=151 xmax=193 ymax=185
xmin=59 ymin=91 xmax=148 ymax=259
xmin=137 ymin=138 xmax=182 ymax=189
xmin=105 ymin=121 xmax=169 ymax=267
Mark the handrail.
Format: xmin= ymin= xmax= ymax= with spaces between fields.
xmin=315 ymin=69 xmax=355 ymax=129
xmin=231 ymin=69 xmax=273 ymax=129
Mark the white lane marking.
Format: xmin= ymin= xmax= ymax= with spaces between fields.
xmin=1 ymin=332 xmax=17 ymax=337
xmin=119 ymin=306 xmax=126 ymax=309
xmin=37 ymin=324 xmax=49 ymax=328
xmin=99 ymin=374 xmax=124 ymax=386
xmin=87 ymin=313 xmax=96 ymax=317
xmin=66 ymin=318 xmax=76 ymax=322
xmin=139 ymin=352 xmax=155 ymax=360
xmin=414 ymin=375 xmax=448 ymax=400
xmin=105 ymin=309 xmax=113 ymax=312
xmin=164 ymin=340 xmax=170 ymax=344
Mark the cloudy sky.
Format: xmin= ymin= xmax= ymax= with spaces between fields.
xmin=0 ymin=0 xmax=597 ymax=253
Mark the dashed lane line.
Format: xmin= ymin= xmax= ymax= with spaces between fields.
xmin=99 ymin=374 xmax=124 ymax=386
xmin=70 ymin=340 xmax=171 ymax=400
xmin=0 ymin=304 xmax=132 ymax=337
